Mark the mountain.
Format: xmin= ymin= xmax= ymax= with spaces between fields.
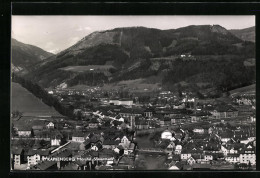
xmin=23 ymin=25 xmax=255 ymax=91
xmin=229 ymin=26 xmax=255 ymax=42
xmin=11 ymin=38 xmax=53 ymax=73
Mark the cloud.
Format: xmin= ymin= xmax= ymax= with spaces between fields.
xmin=84 ymin=27 xmax=92 ymax=31
xmin=76 ymin=26 xmax=92 ymax=31
xmin=48 ymin=48 xmax=61 ymax=54
xmin=76 ymin=27 xmax=83 ymax=31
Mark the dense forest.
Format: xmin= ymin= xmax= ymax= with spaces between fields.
xmin=162 ymin=58 xmax=255 ymax=92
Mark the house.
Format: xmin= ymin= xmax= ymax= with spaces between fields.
xmin=143 ymin=107 xmax=155 ymax=117
xmin=135 ymin=120 xmax=149 ymax=130
xmin=50 ymin=131 xmax=63 ymax=146
xmin=123 ymin=142 xmax=135 ymax=155
xmin=187 ymin=156 xmax=196 ymax=165
xmin=119 ymin=99 xmax=133 ymax=106
xmin=16 ymin=125 xmax=32 ymax=137
xmin=109 ymin=98 xmax=120 ymax=105
xmin=210 ymin=105 xmax=238 ymax=119
xmin=27 ymin=149 xmax=50 ymax=166
xmin=225 ymin=154 xmax=240 ymax=164
xmin=193 ymin=128 xmax=204 ymax=134
xmin=12 ymin=148 xmax=24 ymax=166
xmin=121 ymin=136 xmax=131 ymax=146
xmin=239 ymin=144 xmax=256 ymax=165
xmin=51 ymin=138 xmax=61 ymax=146
xmin=166 ymin=142 xmax=175 ymax=153
xmin=174 ymin=145 xmax=182 ymax=154
xmin=204 ymin=153 xmax=213 ymax=161
xmin=190 ymin=112 xmax=209 ymax=122
xmin=160 ymin=117 xmax=171 ymax=127
xmin=161 ymin=130 xmax=173 ymax=140
xmin=46 ymin=122 xmax=55 ymax=129
xmin=72 ymin=132 xmax=86 ymax=142
xmin=171 ymin=115 xmax=187 ymax=124
xmin=181 ymin=150 xmax=192 ymax=160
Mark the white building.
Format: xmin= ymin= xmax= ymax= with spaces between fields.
xmin=109 ymin=99 xmax=133 ymax=106
xmin=181 ymin=153 xmax=191 ymax=160
xmin=175 ymin=145 xmax=182 ymax=154
xmin=46 ymin=122 xmax=55 ymax=129
xmin=225 ymin=154 xmax=240 ymax=164
xmin=51 ymin=138 xmax=61 ymax=146
xmin=161 ymin=130 xmax=173 ymax=140
xmin=119 ymin=99 xmax=133 ymax=106
xmin=193 ymin=128 xmax=204 ymax=134
xmin=239 ymin=145 xmax=256 ymax=165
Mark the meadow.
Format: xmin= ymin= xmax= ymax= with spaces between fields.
xmin=11 ymin=82 xmax=61 ymax=117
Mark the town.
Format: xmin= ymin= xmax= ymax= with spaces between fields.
xmin=11 ymin=87 xmax=256 ymax=170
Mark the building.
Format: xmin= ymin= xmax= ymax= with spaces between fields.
xmin=175 ymin=145 xmax=182 ymax=154
xmin=119 ymin=99 xmax=133 ymax=106
xmin=193 ymin=128 xmax=205 ymax=134
xmin=171 ymin=115 xmax=187 ymax=124
xmin=143 ymin=107 xmax=155 ymax=117
xmin=181 ymin=151 xmax=192 ymax=160
xmin=27 ymin=149 xmax=50 ymax=166
xmin=203 ymin=154 xmax=213 ymax=161
xmin=12 ymin=148 xmax=24 ymax=166
xmin=159 ymin=117 xmax=171 ymax=127
xmin=161 ymin=130 xmax=173 ymax=140
xmin=109 ymin=98 xmax=133 ymax=106
xmin=239 ymin=144 xmax=256 ymax=165
xmin=135 ymin=120 xmax=149 ymax=130
xmin=51 ymin=138 xmax=61 ymax=146
xmin=225 ymin=154 xmax=240 ymax=164
xmin=187 ymin=156 xmax=196 ymax=165
xmin=16 ymin=125 xmax=32 ymax=137
xmin=210 ymin=105 xmax=238 ymax=119
xmin=46 ymin=122 xmax=55 ymax=129
xmin=72 ymin=132 xmax=86 ymax=142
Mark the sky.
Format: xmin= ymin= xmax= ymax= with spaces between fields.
xmin=12 ymin=16 xmax=255 ymax=54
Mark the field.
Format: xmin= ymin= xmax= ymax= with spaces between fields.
xmin=102 ymin=79 xmax=161 ymax=92
xmin=66 ymin=78 xmax=161 ymax=92
xmin=11 ymin=82 xmax=61 ymax=116
xmin=59 ymin=65 xmax=115 ymax=72
xmin=230 ymin=84 xmax=255 ymax=96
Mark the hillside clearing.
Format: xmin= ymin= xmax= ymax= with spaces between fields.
xmin=59 ymin=65 xmax=115 ymax=72
xmin=11 ymin=82 xmax=61 ymax=117
xmin=230 ymin=84 xmax=255 ymax=96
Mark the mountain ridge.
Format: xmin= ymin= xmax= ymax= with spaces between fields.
xmin=20 ymin=25 xmax=255 ymax=92
xmin=11 ymin=38 xmax=53 ymax=73
xmin=229 ymin=26 xmax=255 ymax=42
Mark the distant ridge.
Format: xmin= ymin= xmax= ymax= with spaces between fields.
xmin=229 ymin=26 xmax=255 ymax=42
xmin=11 ymin=38 xmax=53 ymax=73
